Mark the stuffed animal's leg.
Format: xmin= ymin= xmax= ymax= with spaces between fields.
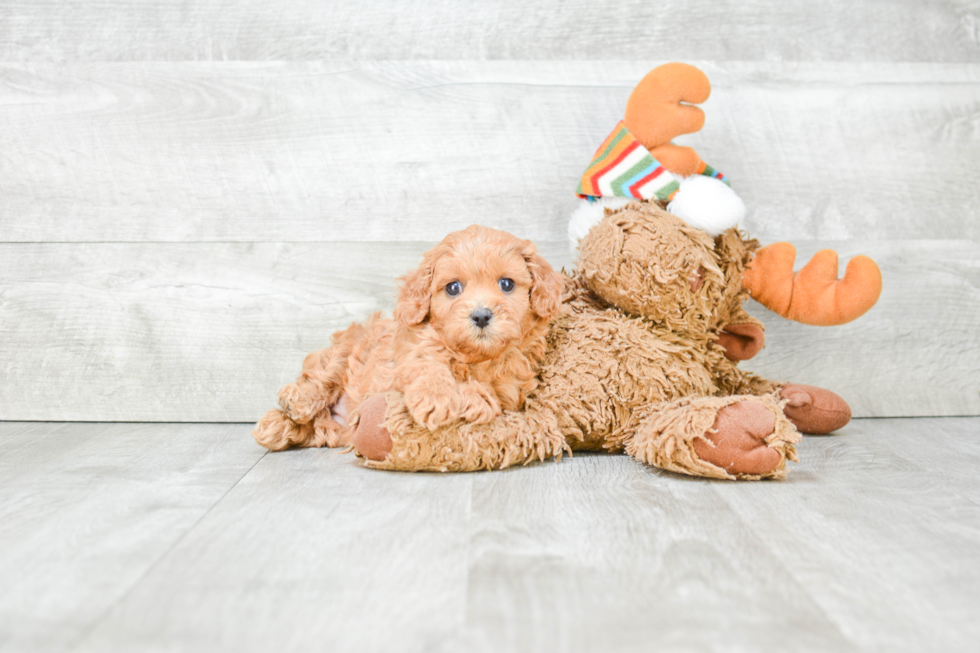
xmin=351 ymin=393 xmax=569 ymax=472
xmin=720 ymin=368 xmax=852 ymax=434
xmin=778 ymin=383 xmax=851 ymax=434
xmin=627 ymin=395 xmax=800 ymax=480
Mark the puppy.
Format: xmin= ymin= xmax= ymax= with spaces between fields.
xmin=253 ymin=225 xmax=565 ymax=451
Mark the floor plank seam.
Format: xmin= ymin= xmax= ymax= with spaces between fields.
xmin=65 ymin=448 xmax=269 ymax=650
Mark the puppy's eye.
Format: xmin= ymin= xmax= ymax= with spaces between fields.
xmin=499 ymin=278 xmax=515 ymax=292
xmin=445 ymin=281 xmax=462 ymax=297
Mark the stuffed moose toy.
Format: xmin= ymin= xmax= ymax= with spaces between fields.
xmin=268 ymin=63 xmax=883 ymax=480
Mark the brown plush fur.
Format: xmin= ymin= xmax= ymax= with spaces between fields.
xmin=252 ymin=225 xmax=564 ymax=451
xmin=364 ymin=202 xmax=801 ymax=479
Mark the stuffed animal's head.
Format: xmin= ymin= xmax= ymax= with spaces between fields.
xmin=571 ymin=62 xmax=882 ymax=330
xmin=576 ymin=201 xmax=753 ymax=337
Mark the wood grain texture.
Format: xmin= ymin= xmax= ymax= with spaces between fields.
xmin=1 ymin=239 xmax=976 ymax=421
xmin=1 ymin=61 xmax=979 ymax=244
xmin=0 ymin=422 xmax=265 ymax=653
xmin=457 ymin=459 xmax=852 ymax=653
xmin=79 ymin=441 xmax=474 ymax=653
xmin=716 ymin=416 xmax=980 ymax=651
xmin=3 ymin=418 xmax=978 ymax=652
xmin=0 ymin=0 xmax=978 ymax=62
xmin=0 ymin=240 xmax=433 ymax=422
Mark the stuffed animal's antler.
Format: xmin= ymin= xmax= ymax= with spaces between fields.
xmin=743 ymin=243 xmax=882 ymax=326
xmin=624 ymin=62 xmax=710 ymax=177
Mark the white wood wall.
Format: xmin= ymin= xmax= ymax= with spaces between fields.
xmin=1 ymin=2 xmax=978 ymax=421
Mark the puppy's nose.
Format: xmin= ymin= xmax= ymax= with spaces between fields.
xmin=470 ymin=308 xmax=493 ymax=329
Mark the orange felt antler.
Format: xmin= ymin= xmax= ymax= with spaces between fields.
xmin=624 ymin=62 xmax=711 ymax=177
xmin=743 ymin=243 xmax=883 ymax=326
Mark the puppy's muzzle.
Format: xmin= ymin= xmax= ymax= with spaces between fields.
xmin=470 ymin=308 xmax=493 ymax=329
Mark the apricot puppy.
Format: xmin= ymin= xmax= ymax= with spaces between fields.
xmin=253 ymin=225 xmax=564 ymax=451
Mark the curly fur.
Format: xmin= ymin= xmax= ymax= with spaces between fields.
xmin=253 ymin=225 xmax=564 ymax=451
xmin=365 ymin=202 xmax=801 ymax=480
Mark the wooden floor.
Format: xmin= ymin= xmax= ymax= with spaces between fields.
xmin=2 ymin=418 xmax=978 ymax=653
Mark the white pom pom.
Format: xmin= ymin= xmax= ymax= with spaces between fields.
xmin=567 ymin=196 xmax=632 ymax=252
xmin=666 ymin=175 xmax=746 ymax=236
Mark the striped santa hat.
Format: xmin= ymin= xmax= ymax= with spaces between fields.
xmin=575 ymin=120 xmax=729 ymax=202
xmin=568 ymin=63 xmax=747 ymax=251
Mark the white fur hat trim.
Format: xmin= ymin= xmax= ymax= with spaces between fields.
xmin=567 ymin=175 xmax=746 ymax=252
xmin=666 ymin=175 xmax=746 ymax=237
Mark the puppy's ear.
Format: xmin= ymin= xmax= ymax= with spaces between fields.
xmin=394 ymin=264 xmax=432 ymax=326
xmin=522 ymin=244 xmax=564 ymax=319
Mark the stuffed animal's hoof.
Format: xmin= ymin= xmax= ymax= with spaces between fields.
xmin=352 ymin=394 xmax=393 ymax=461
xmin=693 ymin=400 xmax=782 ymax=476
xmin=780 ymin=384 xmax=851 ymax=434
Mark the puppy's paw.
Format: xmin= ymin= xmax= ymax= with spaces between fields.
xmin=277 ymin=382 xmax=323 ymax=424
xmin=253 ymin=409 xmax=315 ymax=451
xmin=456 ymin=381 xmax=501 ymax=424
xmin=405 ymin=389 xmax=456 ymax=430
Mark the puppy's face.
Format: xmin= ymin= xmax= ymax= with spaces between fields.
xmin=428 ymin=241 xmax=532 ymax=359
xmin=395 ymin=225 xmax=564 ymax=361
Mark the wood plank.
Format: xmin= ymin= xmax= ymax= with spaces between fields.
xmin=1 ymin=239 xmax=976 ymax=421
xmin=864 ymin=417 xmax=980 ymax=490
xmin=1 ymin=62 xmax=979 ymax=244
xmin=46 ymin=417 xmax=979 ymax=653
xmin=78 ymin=437 xmax=474 ymax=653
xmin=77 ymin=438 xmax=849 ymax=652
xmin=0 ymin=240 xmax=434 ymax=422
xmin=0 ymin=1 xmax=977 ymax=63
xmin=457 ymin=457 xmax=851 ymax=653
xmin=0 ymin=422 xmax=265 ymax=653
xmin=714 ymin=417 xmax=980 ymax=650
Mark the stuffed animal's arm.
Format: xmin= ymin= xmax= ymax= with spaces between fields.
xmin=360 ymin=391 xmax=568 ymax=472
xmin=716 ymin=307 xmax=766 ymax=362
